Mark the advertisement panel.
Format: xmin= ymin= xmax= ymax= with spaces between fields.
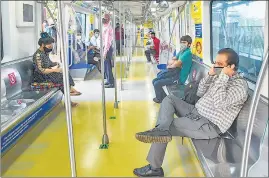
xmin=191 ymin=1 xmax=203 ymax=61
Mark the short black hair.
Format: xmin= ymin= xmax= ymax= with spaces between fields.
xmin=38 ymin=32 xmax=54 ymax=46
xmin=94 ymin=29 xmax=100 ymax=33
xmin=218 ymin=48 xmax=239 ymax=70
xmin=180 ymin=35 xmax=192 ymax=44
xmin=150 ymin=32 xmax=155 ymax=35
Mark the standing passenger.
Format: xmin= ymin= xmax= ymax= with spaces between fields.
xmin=102 ymin=13 xmax=115 ymax=88
xmin=115 ymin=23 xmax=124 ymax=55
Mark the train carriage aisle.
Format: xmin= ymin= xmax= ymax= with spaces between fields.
xmin=1 ymin=54 xmax=204 ymax=177
xmin=3 ymin=0 xmax=267 ymax=177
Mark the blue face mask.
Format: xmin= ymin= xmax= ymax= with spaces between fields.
xmin=94 ymin=33 xmax=99 ymax=38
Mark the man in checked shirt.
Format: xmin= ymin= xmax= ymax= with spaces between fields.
xmin=133 ymin=48 xmax=249 ymax=177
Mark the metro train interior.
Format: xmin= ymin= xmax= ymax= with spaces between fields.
xmin=0 ymin=0 xmax=268 ymax=177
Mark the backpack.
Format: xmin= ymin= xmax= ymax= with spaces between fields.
xmin=157 ymin=68 xmax=180 ymax=80
xmin=183 ymin=81 xmax=201 ymax=105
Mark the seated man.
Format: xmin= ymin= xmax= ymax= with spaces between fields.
xmin=86 ymin=29 xmax=101 ymax=72
xmin=152 ymin=35 xmax=193 ymax=103
xmin=134 ymin=48 xmax=249 ymax=177
xmin=145 ymin=32 xmax=160 ymax=63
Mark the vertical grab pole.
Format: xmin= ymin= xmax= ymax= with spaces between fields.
xmin=113 ymin=2 xmax=118 ymax=108
xmin=98 ymin=1 xmax=109 ymax=148
xmin=57 ymin=1 xmax=77 ymax=177
xmin=129 ymin=16 xmax=132 ymax=64
xmin=119 ymin=2 xmax=123 ymax=90
xmin=126 ymin=19 xmax=129 ymax=67
xmin=240 ymin=50 xmax=268 ymax=177
xmin=123 ymin=11 xmax=127 ymax=78
xmin=128 ymin=19 xmax=130 ymax=66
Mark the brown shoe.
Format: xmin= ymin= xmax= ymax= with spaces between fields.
xmin=70 ymin=91 xmax=82 ymax=96
xmin=71 ymin=102 xmax=79 ymax=107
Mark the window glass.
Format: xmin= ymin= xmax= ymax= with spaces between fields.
xmin=185 ymin=3 xmax=190 ymax=33
xmin=75 ymin=12 xmax=83 ymax=36
xmin=211 ymin=1 xmax=266 ymax=83
xmin=180 ymin=12 xmax=185 ymax=37
xmin=75 ymin=13 xmax=87 ymax=41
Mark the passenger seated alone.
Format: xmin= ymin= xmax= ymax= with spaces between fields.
xmin=32 ymin=32 xmax=81 ymax=107
xmin=133 ymin=48 xmax=249 ymax=177
xmin=152 ymin=35 xmax=193 ymax=103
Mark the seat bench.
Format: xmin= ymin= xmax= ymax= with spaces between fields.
xmin=164 ymin=59 xmax=268 ymax=177
xmin=1 ymin=57 xmax=63 ymax=155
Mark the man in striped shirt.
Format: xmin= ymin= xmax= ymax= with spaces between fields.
xmin=133 ymin=48 xmax=249 ymax=177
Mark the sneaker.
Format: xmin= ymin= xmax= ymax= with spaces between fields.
xmin=133 ymin=164 xmax=164 ymax=177
xmin=153 ymin=98 xmax=161 ymax=103
xmin=135 ymin=128 xmax=172 ymax=143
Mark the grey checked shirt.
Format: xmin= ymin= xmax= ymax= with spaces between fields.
xmin=195 ymin=71 xmax=248 ymax=133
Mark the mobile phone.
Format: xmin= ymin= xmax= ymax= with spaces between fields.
xmin=214 ymin=67 xmax=223 ymax=75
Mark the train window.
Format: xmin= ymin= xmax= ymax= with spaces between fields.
xmin=211 ymin=1 xmax=266 ymax=83
xmin=185 ymin=3 xmax=190 ymax=33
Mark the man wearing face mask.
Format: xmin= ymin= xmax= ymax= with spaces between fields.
xmin=152 ymin=35 xmax=193 ymax=103
xmin=145 ymin=32 xmax=160 ymax=63
xmin=86 ymin=29 xmax=101 ymax=72
xmin=133 ymin=48 xmax=249 ymax=177
xmin=102 ymin=13 xmax=114 ymax=88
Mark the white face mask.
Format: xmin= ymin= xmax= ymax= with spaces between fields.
xmin=94 ymin=33 xmax=99 ymax=38
xmin=180 ymin=43 xmax=188 ymax=51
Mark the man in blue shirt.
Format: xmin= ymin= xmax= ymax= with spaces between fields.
xmin=152 ymin=35 xmax=193 ymax=103
xmin=86 ymin=29 xmax=101 ymax=72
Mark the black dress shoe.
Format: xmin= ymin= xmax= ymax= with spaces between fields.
xmin=133 ymin=164 xmax=164 ymax=177
xmin=105 ymin=84 xmax=114 ymax=88
xmin=153 ymin=98 xmax=161 ymax=103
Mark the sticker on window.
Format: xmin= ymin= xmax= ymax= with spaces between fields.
xmin=8 ymin=72 xmax=17 ymax=86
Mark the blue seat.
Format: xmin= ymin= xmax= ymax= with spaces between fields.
xmin=157 ymin=64 xmax=167 ymax=70
xmin=1 ymin=57 xmax=63 ymax=155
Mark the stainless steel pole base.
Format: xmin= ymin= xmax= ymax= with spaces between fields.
xmin=102 ymin=133 xmax=109 ymax=144
xmin=99 ymin=134 xmax=109 ymax=149
xmin=114 ymin=101 xmax=119 ymax=109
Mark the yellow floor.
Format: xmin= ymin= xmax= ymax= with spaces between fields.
xmin=2 ymin=59 xmax=204 ymax=177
